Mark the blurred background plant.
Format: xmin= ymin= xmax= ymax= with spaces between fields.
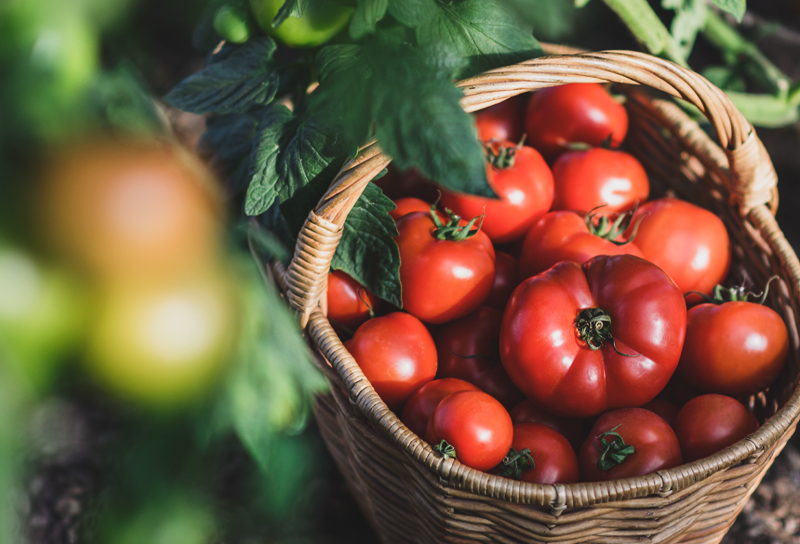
xmin=3 ymin=0 xmax=800 ymax=543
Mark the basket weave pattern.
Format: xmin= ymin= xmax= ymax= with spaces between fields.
xmin=270 ymin=50 xmax=800 ymax=543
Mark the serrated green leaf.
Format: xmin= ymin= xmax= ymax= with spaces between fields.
xmin=332 ymin=183 xmax=401 ymax=307
xmin=416 ymin=0 xmax=542 ymax=79
xmin=350 ymin=0 xmax=389 ymax=39
xmin=311 ymin=40 xmax=493 ymax=197
xmin=708 ymin=0 xmax=745 ymax=22
xmin=502 ymin=0 xmax=577 ymax=42
xmin=199 ymin=113 xmax=259 ymax=196
xmin=273 ymin=0 xmax=309 ymax=27
xmin=387 ymin=0 xmax=437 ymax=27
xmin=164 ymin=38 xmax=280 ymax=115
xmin=244 ymin=105 xmax=351 ymax=216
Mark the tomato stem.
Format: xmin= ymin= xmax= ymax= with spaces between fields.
xmin=687 ymin=276 xmax=779 ymax=305
xmin=430 ymin=203 xmax=486 ymax=242
xmin=357 ymin=287 xmax=375 ymax=318
xmin=433 ymin=440 xmax=457 ymax=460
xmin=497 ymin=447 xmax=535 ymax=479
xmin=575 ymin=308 xmax=640 ymax=357
xmin=595 ymin=424 xmax=635 ymax=471
xmin=485 ymin=136 xmax=526 ymax=170
xmin=585 ymin=206 xmax=647 ymax=246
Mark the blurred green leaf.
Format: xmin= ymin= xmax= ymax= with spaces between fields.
xmin=387 ymin=0 xmax=437 ymax=27
xmin=199 ymin=112 xmax=260 ymax=197
xmin=708 ymin=0 xmax=745 ymax=22
xmin=502 ymin=0 xmax=577 ymax=42
xmin=165 ymin=37 xmax=280 ymax=115
xmin=349 ymin=0 xmax=389 ymax=39
xmin=272 ymin=0 xmax=309 ymax=28
xmin=91 ymin=63 xmax=165 ymax=135
xmin=665 ymin=0 xmax=707 ymax=60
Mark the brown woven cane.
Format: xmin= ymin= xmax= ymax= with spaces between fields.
xmin=268 ymin=49 xmax=800 ymax=543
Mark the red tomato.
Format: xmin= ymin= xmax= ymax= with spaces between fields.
xmin=474 ymin=95 xmax=526 ymax=142
xmin=389 ymin=197 xmax=432 ymax=221
xmin=497 ymin=423 xmax=579 ymax=484
xmin=641 ymin=399 xmax=679 ymax=427
xmin=510 ymin=400 xmax=585 ymax=452
xmin=551 ymin=148 xmax=649 ymax=215
xmin=345 ymin=312 xmax=437 ymax=411
xmin=525 ymin=83 xmax=628 ymax=161
xmin=518 ymin=210 xmax=643 ymax=280
xmin=579 ymin=408 xmax=682 ymax=482
xmin=439 ymin=141 xmax=554 ymax=243
xmin=673 ymin=394 xmax=756 ymax=462
xmin=426 ymin=390 xmax=513 ymax=472
xmin=395 ymin=211 xmax=495 ymax=324
xmin=327 ymin=270 xmax=379 ymax=332
xmin=628 ymin=198 xmax=731 ymax=296
xmin=400 ymin=378 xmax=480 ymax=438
xmin=500 ymin=255 xmax=686 ymax=418
xmin=678 ymin=299 xmax=788 ymax=397
xmin=485 ymin=251 xmax=520 ymax=312
xmin=374 ymin=167 xmax=439 ymax=202
xmin=434 ymin=306 xmax=525 ymax=409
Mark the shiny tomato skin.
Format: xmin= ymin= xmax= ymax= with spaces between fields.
xmin=434 ymin=306 xmax=525 ymax=409
xmin=426 ymin=390 xmax=513 ymax=472
xmin=518 ymin=211 xmax=643 ymax=280
xmin=474 ymin=96 xmax=526 ymax=142
xmin=501 ymin=255 xmax=686 ymax=418
xmin=390 ymin=197 xmax=432 ymax=221
xmin=506 ymin=423 xmax=580 ymax=484
xmin=345 ymin=312 xmax=437 ymax=411
xmin=641 ymin=399 xmax=679 ymax=427
xmin=674 ymin=394 xmax=756 ymax=462
xmin=327 ymin=270 xmax=379 ymax=332
xmin=678 ymin=301 xmax=788 ymax=396
xmin=400 ymin=378 xmax=480 ymax=438
xmin=551 ymin=149 xmax=649 ymax=215
xmin=439 ymin=143 xmax=554 ymax=244
xmin=485 ymin=251 xmax=520 ymax=311
xmin=396 ymin=212 xmax=496 ymax=324
xmin=510 ymin=400 xmax=586 ymax=452
xmin=525 ymin=83 xmax=628 ymax=161
xmin=629 ymin=198 xmax=731 ymax=296
xmin=579 ymin=408 xmax=682 ymax=482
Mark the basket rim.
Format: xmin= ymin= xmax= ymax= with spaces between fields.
xmin=275 ymin=48 xmax=800 ymax=510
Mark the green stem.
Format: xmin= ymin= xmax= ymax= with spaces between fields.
xmin=601 ymin=0 xmax=688 ymax=67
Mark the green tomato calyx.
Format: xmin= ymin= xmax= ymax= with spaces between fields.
xmin=687 ymin=276 xmax=779 ymax=305
xmin=595 ymin=424 xmax=635 ymax=471
xmin=497 ymin=447 xmax=535 ymax=479
xmin=431 ymin=202 xmax=485 ymax=242
xmin=585 ymin=206 xmax=646 ymax=246
xmin=433 ymin=440 xmax=457 ymax=460
xmin=575 ymin=308 xmax=639 ymax=357
xmin=485 ymin=136 xmax=526 ymax=170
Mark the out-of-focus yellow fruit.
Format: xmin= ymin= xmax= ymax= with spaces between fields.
xmin=84 ymin=271 xmax=238 ymax=409
xmin=37 ymin=140 xmax=223 ymax=281
xmin=250 ymin=0 xmax=352 ymax=48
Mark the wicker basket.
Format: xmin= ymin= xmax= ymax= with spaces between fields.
xmin=268 ymin=49 xmax=800 ymax=543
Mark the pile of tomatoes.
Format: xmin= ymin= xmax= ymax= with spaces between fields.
xmin=327 ymin=83 xmax=790 ymax=484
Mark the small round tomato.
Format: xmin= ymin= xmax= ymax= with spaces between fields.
xmin=678 ymin=294 xmax=788 ymax=397
xmin=326 ymin=270 xmax=379 ymax=332
xmin=551 ymin=148 xmax=649 ymax=215
xmin=525 ymin=83 xmax=628 ymax=161
xmin=518 ymin=210 xmax=643 ymax=280
xmin=400 ymin=378 xmax=480 ymax=438
xmin=396 ymin=210 xmax=495 ymax=324
xmin=439 ymin=141 xmax=554 ymax=244
xmin=501 ymin=255 xmax=686 ymax=418
xmin=434 ymin=306 xmax=524 ymax=409
xmin=497 ymin=423 xmax=579 ymax=484
xmin=426 ymin=390 xmax=513 ymax=472
xmin=250 ymin=0 xmax=353 ymax=48
xmin=485 ymin=251 xmax=520 ymax=311
xmin=579 ymin=408 xmax=682 ymax=482
xmin=641 ymin=399 xmax=679 ymax=427
xmin=389 ymin=197 xmax=432 ymax=221
xmin=374 ymin=167 xmax=439 ymax=203
xmin=474 ymin=95 xmax=526 ymax=143
xmin=628 ymin=198 xmax=731 ymax=296
xmin=345 ymin=312 xmax=437 ymax=411
xmin=673 ymin=394 xmax=756 ymax=462
xmin=510 ymin=400 xmax=585 ymax=452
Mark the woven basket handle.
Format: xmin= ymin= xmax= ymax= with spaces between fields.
xmin=284 ymin=49 xmax=778 ymax=326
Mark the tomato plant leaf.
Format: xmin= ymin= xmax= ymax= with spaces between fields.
xmin=273 ymin=0 xmax=309 ymax=27
xmin=164 ymin=37 xmax=280 ymax=115
xmin=387 ymin=0 xmax=437 ymax=27
xmin=245 ymin=105 xmax=352 ymax=217
xmin=199 ymin=113 xmax=260 ymax=197
xmin=664 ymin=0 xmax=707 ymax=59
xmin=332 ymin=183 xmax=402 ymax=307
xmin=500 ymin=0 xmax=577 ymax=42
xmin=350 ymin=0 xmax=389 ymax=39
xmin=311 ymin=40 xmax=493 ymax=197
xmin=708 ymin=0 xmax=745 ymax=22
xmin=416 ymin=0 xmax=542 ymax=79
